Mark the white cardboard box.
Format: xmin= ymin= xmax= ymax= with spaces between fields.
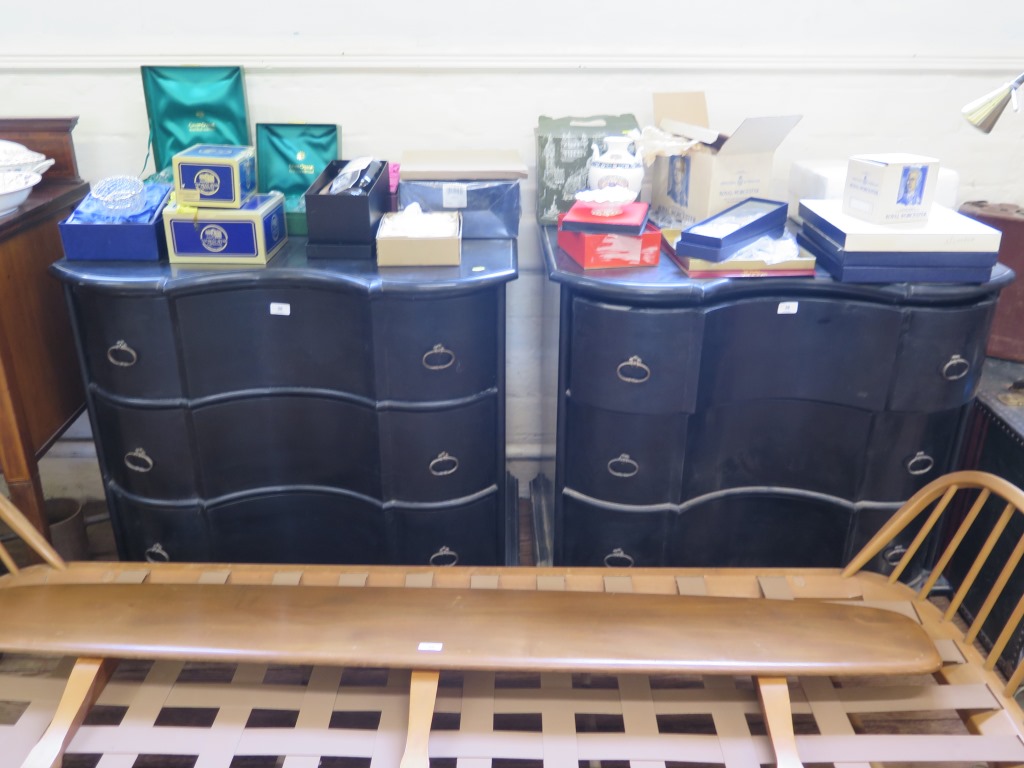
xmin=842 ymin=153 xmax=939 ymax=225
xmin=788 ymin=160 xmax=959 ymax=219
xmin=376 ymin=210 xmax=462 ymax=267
xmin=650 ymin=92 xmax=801 ymax=228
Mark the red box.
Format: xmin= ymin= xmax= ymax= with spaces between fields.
xmin=557 ymin=217 xmax=660 ymax=270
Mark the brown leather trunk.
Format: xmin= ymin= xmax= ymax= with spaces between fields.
xmin=960 ymin=201 xmax=1024 ymax=361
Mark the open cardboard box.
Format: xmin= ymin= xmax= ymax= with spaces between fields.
xmin=650 ymin=92 xmax=801 ymax=228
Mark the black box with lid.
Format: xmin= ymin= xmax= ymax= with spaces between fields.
xmin=305 ymin=159 xmax=389 ymax=258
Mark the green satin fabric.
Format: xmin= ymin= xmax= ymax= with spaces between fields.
xmin=256 ymin=123 xmax=339 ymax=203
xmin=141 ymin=66 xmax=250 ymax=172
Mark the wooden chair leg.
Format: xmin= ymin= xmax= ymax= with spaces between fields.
xmin=756 ymin=676 xmax=804 ymax=768
xmin=400 ymin=669 xmax=440 ymax=768
xmin=21 ymin=657 xmax=116 ymax=768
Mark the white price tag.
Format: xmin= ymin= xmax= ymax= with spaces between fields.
xmin=418 ymin=642 xmax=443 ymax=652
xmin=777 ymin=301 xmax=799 ymax=315
xmin=269 ymin=302 xmax=291 ymax=316
xmin=442 ymin=183 xmax=468 ymax=209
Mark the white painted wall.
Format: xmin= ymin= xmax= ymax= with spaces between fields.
xmin=3 ymin=2 xmax=1023 ymax=494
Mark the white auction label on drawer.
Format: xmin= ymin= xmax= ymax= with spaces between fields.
xmin=777 ymin=301 xmax=799 ymax=315
xmin=418 ymin=642 xmax=443 ymax=652
xmin=442 ymin=182 xmax=468 ymax=209
xmin=269 ymin=302 xmax=291 ymax=316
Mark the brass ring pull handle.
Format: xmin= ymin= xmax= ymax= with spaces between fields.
xmin=607 ymin=453 xmax=639 ymax=478
xmin=883 ymin=544 xmax=908 ymax=568
xmin=428 ymin=452 xmax=459 ymax=477
xmin=124 ymin=448 xmax=154 ymax=473
xmin=616 ymin=355 xmax=651 ymax=384
xmin=429 ymin=545 xmax=459 ymax=566
xmin=906 ymin=451 xmax=935 ymax=476
xmin=942 ymin=354 xmax=970 ymax=381
xmin=107 ymin=339 xmax=139 ymax=367
xmin=603 ymin=547 xmax=635 ymax=568
xmin=422 ymin=344 xmax=456 ymax=371
xmin=145 ymin=543 xmax=170 ymax=563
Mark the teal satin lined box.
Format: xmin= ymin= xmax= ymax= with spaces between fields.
xmin=172 ymin=144 xmax=256 ymax=209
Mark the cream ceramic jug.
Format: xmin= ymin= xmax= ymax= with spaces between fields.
xmin=587 ymin=136 xmax=644 ymax=195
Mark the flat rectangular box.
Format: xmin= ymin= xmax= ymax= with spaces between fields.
xmin=172 ymin=144 xmax=256 ymax=208
xmin=376 ymin=211 xmax=461 ymax=267
xmin=557 ymin=216 xmax=660 ymax=270
xmin=163 ymin=191 xmax=287 ymax=266
xmin=810 ymin=244 xmax=994 ymax=284
xmin=650 ymin=92 xmax=801 ymax=228
xmin=799 ymin=199 xmax=1002 ymax=253
xmin=675 ymin=198 xmax=787 ymax=262
xmin=305 ymin=159 xmax=390 ymax=255
xmin=843 ymin=153 xmax=939 ymax=225
xmin=59 ymin=184 xmax=172 ymax=261
xmin=560 ymin=200 xmax=650 ymax=236
xmin=399 ymin=179 xmax=521 ymax=239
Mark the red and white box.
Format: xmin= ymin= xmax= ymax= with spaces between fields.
xmin=557 ymin=216 xmax=660 ymax=269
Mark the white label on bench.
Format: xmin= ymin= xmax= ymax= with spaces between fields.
xmin=270 ymin=302 xmax=291 ymax=316
xmin=777 ymin=301 xmax=798 ymax=315
xmin=418 ymin=642 xmax=443 ymax=652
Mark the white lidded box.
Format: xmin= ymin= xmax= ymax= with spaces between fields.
xmin=842 ymin=153 xmax=939 ymax=225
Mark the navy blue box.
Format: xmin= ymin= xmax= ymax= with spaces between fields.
xmin=675 ymin=197 xmax=787 ymax=263
xmin=305 ymin=159 xmax=389 ymax=258
xmin=59 ymin=184 xmax=172 ymax=262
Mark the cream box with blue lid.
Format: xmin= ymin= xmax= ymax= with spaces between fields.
xmin=172 ymin=143 xmax=256 ymax=208
xmin=163 ymin=191 xmax=287 ymax=265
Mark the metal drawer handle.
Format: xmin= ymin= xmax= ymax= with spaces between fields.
xmin=145 ymin=543 xmax=170 ymax=563
xmin=883 ymin=545 xmax=908 ymax=568
xmin=124 ymin=448 xmax=154 ymax=473
xmin=603 ymin=547 xmax=635 ymax=568
xmin=906 ymin=451 xmax=935 ymax=476
xmin=107 ymin=340 xmax=139 ymax=367
xmin=616 ymin=355 xmax=651 ymax=384
xmin=429 ymin=545 xmax=459 ymax=566
xmin=422 ymin=344 xmax=456 ymax=371
xmin=607 ymin=453 xmax=639 ymax=478
xmin=429 ymin=451 xmax=459 ymax=476
xmin=942 ymin=354 xmax=970 ymax=381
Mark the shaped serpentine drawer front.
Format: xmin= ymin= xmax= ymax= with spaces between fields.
xmin=568 ymin=297 xmax=704 ymax=415
xmin=73 ymin=288 xmax=182 ymax=399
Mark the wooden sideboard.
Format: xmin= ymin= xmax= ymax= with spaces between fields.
xmin=0 ymin=118 xmax=89 ymax=542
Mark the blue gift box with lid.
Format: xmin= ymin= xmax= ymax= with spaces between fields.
xmin=172 ymin=143 xmax=256 ymax=209
xmin=674 ymin=197 xmax=788 ymax=263
xmin=59 ymin=183 xmax=173 ymax=262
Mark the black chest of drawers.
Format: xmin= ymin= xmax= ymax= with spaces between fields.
xmin=541 ymin=226 xmax=1014 ymax=570
xmin=53 ymin=238 xmax=518 ymax=566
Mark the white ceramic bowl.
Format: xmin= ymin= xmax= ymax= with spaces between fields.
xmin=0 ymin=171 xmax=43 ymax=217
xmin=0 ymin=139 xmax=54 ymax=174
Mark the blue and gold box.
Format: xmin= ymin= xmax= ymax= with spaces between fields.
xmin=163 ymin=191 xmax=287 ymax=265
xmin=172 ymin=144 xmax=256 ymax=208
xmin=59 ymin=183 xmax=173 ymax=262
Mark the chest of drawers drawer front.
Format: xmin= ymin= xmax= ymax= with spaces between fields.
xmin=176 ymin=286 xmax=374 ymax=398
xmin=374 ymin=291 xmax=498 ymax=402
xmin=889 ymin=302 xmax=997 ymax=412
xmin=192 ymin=396 xmax=380 ymax=500
xmin=73 ymin=289 xmax=182 ymax=399
xmin=207 ymin=492 xmax=388 ymax=565
xmin=559 ymin=495 xmax=670 ymax=567
xmin=860 ymin=407 xmax=964 ymax=501
xmin=565 ymin=398 xmax=687 ymax=505
xmin=684 ymin=401 xmax=873 ymax=499
xmin=92 ymin=398 xmax=196 ymax=500
xmin=569 ymin=298 xmax=704 ymax=414
xmin=699 ymin=298 xmax=902 ymax=409
xmin=668 ymin=492 xmax=852 ymax=567
xmin=110 ymin=492 xmax=210 ymax=563
xmin=380 ymin=397 xmax=497 ymax=503
xmin=847 ymin=504 xmax=932 ymax=578
xmin=392 ymin=495 xmax=500 ymax=566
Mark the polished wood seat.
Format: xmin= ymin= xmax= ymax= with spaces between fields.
xmin=1 ymin=470 xmax=1023 ymax=768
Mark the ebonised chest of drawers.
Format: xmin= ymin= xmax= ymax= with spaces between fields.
xmin=541 ymin=226 xmax=1014 ymax=570
xmin=53 ymin=238 xmax=518 ymax=565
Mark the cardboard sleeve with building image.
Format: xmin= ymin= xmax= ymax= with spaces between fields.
xmin=649 ymin=92 xmax=801 ymax=229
